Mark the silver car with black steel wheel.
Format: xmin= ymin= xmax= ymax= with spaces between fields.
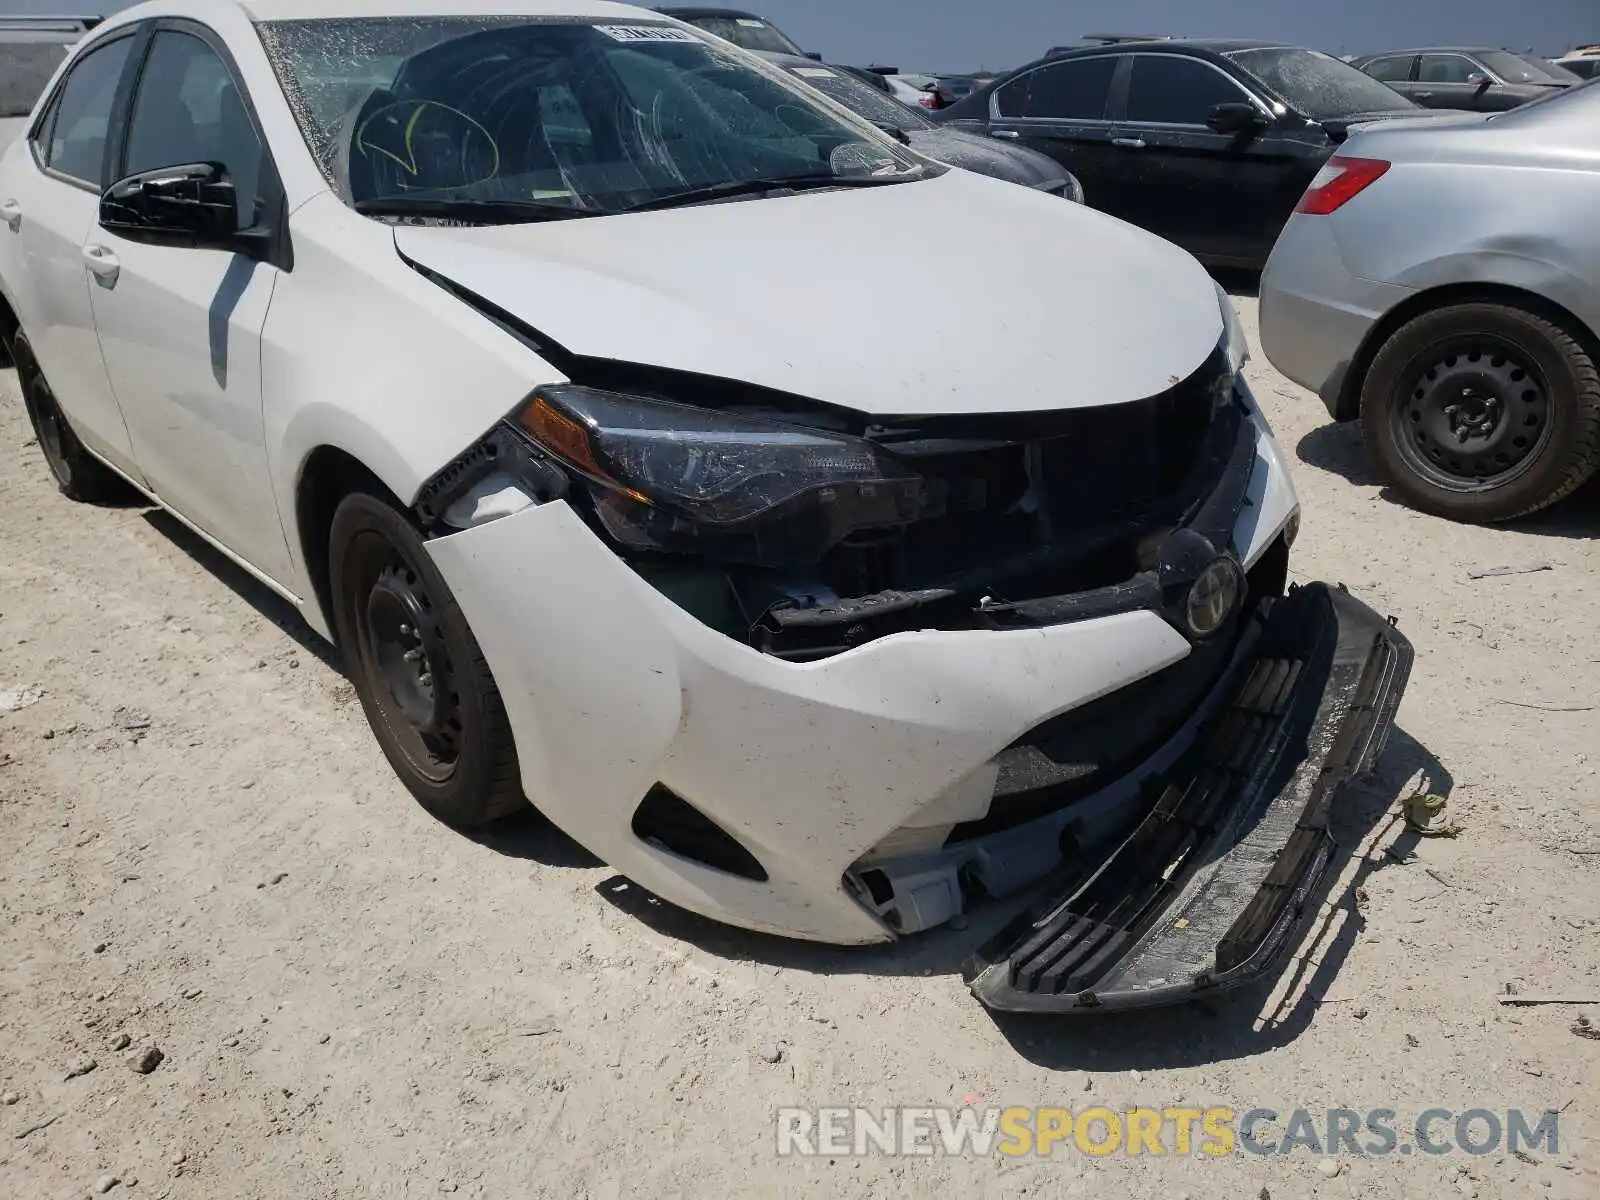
xmin=1259 ymin=82 xmax=1600 ymax=523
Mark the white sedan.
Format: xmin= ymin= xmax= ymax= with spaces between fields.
xmin=0 ymin=0 xmax=1410 ymax=1013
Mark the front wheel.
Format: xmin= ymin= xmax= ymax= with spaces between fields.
xmin=1359 ymin=302 xmax=1600 ymax=523
xmin=329 ymin=491 xmax=527 ymax=828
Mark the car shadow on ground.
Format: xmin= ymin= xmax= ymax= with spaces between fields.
xmin=140 ymin=509 xmax=342 ymax=671
xmin=1294 ymin=421 xmax=1385 ymax=487
xmin=138 ymin=488 xmax=1473 ymax=1058
xmin=142 ymin=507 xmax=606 ymax=870
xmin=1295 ymin=422 xmax=1600 ymax=536
xmin=472 ymin=808 xmax=605 ymax=868
xmin=595 ymin=728 xmax=1453 ymax=1069
xmin=987 ymin=728 xmax=1450 ymax=1071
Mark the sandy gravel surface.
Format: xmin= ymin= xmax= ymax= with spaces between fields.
xmin=1 ymin=297 xmax=1597 ymax=1200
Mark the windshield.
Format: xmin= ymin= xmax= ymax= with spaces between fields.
xmin=1228 ymin=46 xmax=1417 ymax=118
xmin=257 ymin=17 xmax=925 ymax=220
xmin=678 ymin=15 xmax=804 ymax=56
xmin=1477 ymin=50 xmax=1575 ymax=84
xmin=0 ymin=41 xmax=70 ymax=118
xmin=782 ymin=62 xmax=936 ymax=130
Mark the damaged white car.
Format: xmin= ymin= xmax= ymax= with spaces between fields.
xmin=0 ymin=0 xmax=1413 ymax=1012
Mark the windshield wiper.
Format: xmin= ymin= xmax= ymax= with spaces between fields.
xmin=871 ymin=122 xmax=913 ymax=145
xmin=612 ymin=173 xmax=911 ymax=214
xmin=353 ymin=196 xmax=591 ymax=225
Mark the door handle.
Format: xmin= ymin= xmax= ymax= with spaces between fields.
xmin=1414 ymin=90 xmax=1433 ymax=99
xmin=1112 ymin=137 xmax=1147 ymax=149
xmin=991 ymin=129 xmax=1020 ymax=140
xmin=0 ymin=200 xmax=20 ymax=232
xmin=81 ymin=243 xmax=120 ymax=285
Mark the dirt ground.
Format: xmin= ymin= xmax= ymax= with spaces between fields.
xmin=1 ymin=296 xmax=1597 ymax=1200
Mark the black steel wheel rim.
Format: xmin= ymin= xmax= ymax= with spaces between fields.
xmin=1390 ymin=335 xmax=1553 ymax=492
xmin=31 ymin=379 xmax=72 ymax=485
xmin=348 ymin=534 xmax=463 ymax=784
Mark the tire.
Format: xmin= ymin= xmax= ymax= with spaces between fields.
xmin=1359 ymin=302 xmax=1600 ymax=523
xmin=16 ymin=339 xmax=131 ymax=504
xmin=328 ymin=490 xmax=527 ymax=828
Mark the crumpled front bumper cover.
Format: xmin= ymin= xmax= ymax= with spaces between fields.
xmin=965 ymin=581 xmax=1412 ymax=1013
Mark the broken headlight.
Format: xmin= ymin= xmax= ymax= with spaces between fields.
xmin=512 ymin=385 xmax=943 ymax=565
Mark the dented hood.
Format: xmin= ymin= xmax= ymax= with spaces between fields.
xmin=393 ymin=169 xmax=1223 ymax=417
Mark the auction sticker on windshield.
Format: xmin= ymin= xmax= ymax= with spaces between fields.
xmin=594 ymin=25 xmax=698 ymax=43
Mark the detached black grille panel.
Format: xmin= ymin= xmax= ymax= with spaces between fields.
xmin=966 ymin=583 xmax=1415 ymax=1013
xmin=1003 ymin=653 xmax=1304 ymax=997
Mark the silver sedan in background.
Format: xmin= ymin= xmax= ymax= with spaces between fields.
xmin=1260 ymin=81 xmax=1600 ymax=522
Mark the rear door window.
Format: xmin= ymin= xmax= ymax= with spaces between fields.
xmin=41 ymin=35 xmax=133 ymax=184
xmin=1363 ymin=55 xmax=1413 ymax=83
xmin=996 ymin=56 xmax=1116 ymax=120
xmin=1125 ymin=55 xmax=1251 ymax=124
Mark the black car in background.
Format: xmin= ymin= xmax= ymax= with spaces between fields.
xmin=770 ymin=55 xmax=1082 ymax=200
xmin=653 ymin=7 xmax=817 ymax=59
xmin=1354 ymin=47 xmax=1576 ymax=110
xmin=934 ymin=39 xmax=1433 ymax=269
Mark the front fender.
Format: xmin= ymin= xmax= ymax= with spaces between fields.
xmin=261 ymin=193 xmax=562 ymax=623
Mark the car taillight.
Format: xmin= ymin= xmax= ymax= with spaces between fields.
xmin=917 ymin=93 xmax=936 ymax=109
xmin=1295 ymin=156 xmax=1390 ymax=215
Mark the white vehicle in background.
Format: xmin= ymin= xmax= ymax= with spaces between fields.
xmin=0 ymin=0 xmax=1410 ymax=1015
xmin=882 ymin=71 xmax=938 ymax=107
xmin=0 ymin=16 xmax=101 ymax=153
xmin=1552 ymin=52 xmax=1600 ymax=80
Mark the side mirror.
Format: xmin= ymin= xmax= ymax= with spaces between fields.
xmin=804 ymin=51 xmax=823 ymax=62
xmin=99 ymin=162 xmax=268 ymax=257
xmin=1206 ymin=101 xmax=1268 ymax=135
xmin=1469 ymin=73 xmax=1493 ymax=94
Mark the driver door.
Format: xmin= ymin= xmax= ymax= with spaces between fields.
xmin=85 ymin=21 xmax=293 ymax=582
xmin=1108 ymin=53 xmax=1301 ymax=265
xmin=1412 ymin=54 xmax=1492 ymax=110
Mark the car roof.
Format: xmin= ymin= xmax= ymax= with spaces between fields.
xmin=653 ymin=6 xmax=766 ymax=17
xmin=231 ymin=0 xmax=650 ymax=20
xmin=0 ymin=16 xmax=103 ymax=27
xmin=1359 ymin=47 xmax=1518 ymax=57
xmin=1046 ymin=38 xmax=1296 ymax=57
